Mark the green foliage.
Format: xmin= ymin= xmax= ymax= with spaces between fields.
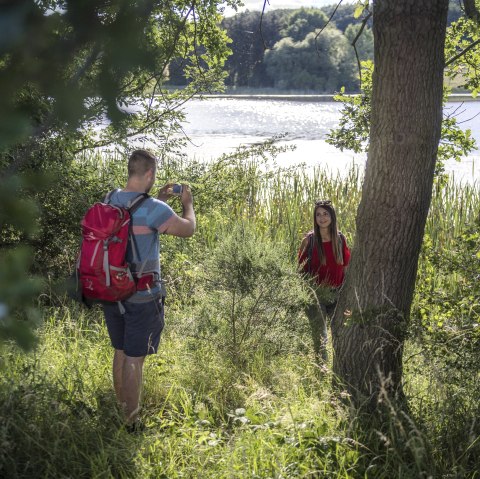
xmin=445 ymin=14 xmax=480 ymax=96
xmin=353 ymin=1 xmax=370 ymax=20
xmin=0 ymin=173 xmax=53 ymax=350
xmin=220 ymin=10 xmax=287 ymax=88
xmin=0 ymin=0 xmax=236 ymax=348
xmin=328 ymin=2 xmax=480 ymax=164
xmin=344 ymin=23 xmax=374 ymax=62
xmin=1 ymin=2 xmax=480 ymax=474
xmin=0 ymin=310 xmax=139 ymax=477
xmin=0 ymin=310 xmax=360 ymax=478
xmin=124 ymin=140 xmax=294 ymax=309
xmin=215 ymin=1 xmax=466 ymax=92
xmin=326 ymin=60 xmax=373 ymax=152
xmin=1 ymin=155 xmax=480 ymax=476
xmin=327 ymin=60 xmax=477 ymax=176
xmin=404 ymin=181 xmax=480 ymax=475
xmin=352 ymin=398 xmax=442 ymax=478
xmin=6 ymin=139 xmax=295 ymax=288
xmin=188 ymin=223 xmax=309 ymax=364
xmin=0 ymin=247 xmax=42 ymax=351
xmin=265 ymin=30 xmax=357 ymax=92
xmin=0 ymin=174 xmax=43 ymax=237
xmin=0 ymin=0 xmax=235 ymax=156
xmin=0 ymin=12 xmax=479 ymax=479
xmin=217 ymin=6 xmax=372 ymax=92
xmin=439 ymin=104 xmax=477 ymax=173
xmin=281 ymin=8 xmax=329 ymax=42
xmin=318 ymin=3 xmax=357 ymax=33
xmin=413 ymin=221 xmax=480 ymax=375
xmin=30 ymin=152 xmax=127 ymax=277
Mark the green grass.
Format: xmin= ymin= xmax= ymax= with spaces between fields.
xmin=3 ymin=305 xmax=477 ymax=477
xmin=1 ymin=157 xmax=479 ymax=478
xmin=1 ymin=307 xmax=362 ymax=478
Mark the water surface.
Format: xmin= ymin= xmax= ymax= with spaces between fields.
xmin=179 ymin=98 xmax=480 ymax=184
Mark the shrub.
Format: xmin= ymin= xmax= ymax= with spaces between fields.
xmin=184 ymin=222 xmax=310 ymax=366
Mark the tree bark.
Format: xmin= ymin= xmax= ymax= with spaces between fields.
xmin=331 ymin=0 xmax=449 ymax=407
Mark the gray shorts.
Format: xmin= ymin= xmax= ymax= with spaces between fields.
xmin=103 ymin=298 xmax=165 ymax=357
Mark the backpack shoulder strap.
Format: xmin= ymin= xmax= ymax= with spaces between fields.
xmin=104 ymin=189 xmax=120 ymax=204
xmin=127 ymin=193 xmax=150 ymax=264
xmin=103 ymin=191 xmax=149 ymax=211
xmin=127 ymin=193 xmax=150 ymax=215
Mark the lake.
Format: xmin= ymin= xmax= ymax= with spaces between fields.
xmin=178 ymin=97 xmax=480 ymax=184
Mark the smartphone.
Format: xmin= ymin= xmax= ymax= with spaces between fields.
xmin=171 ymin=183 xmax=183 ymax=196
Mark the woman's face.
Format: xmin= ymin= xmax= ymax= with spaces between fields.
xmin=315 ymin=207 xmax=332 ymax=229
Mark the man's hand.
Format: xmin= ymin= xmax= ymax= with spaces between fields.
xmin=157 ymin=183 xmax=193 ymax=205
xmin=157 ymin=183 xmax=174 ymax=202
xmin=180 ymin=184 xmax=193 ymax=206
xmin=160 ymin=183 xmax=196 ymax=238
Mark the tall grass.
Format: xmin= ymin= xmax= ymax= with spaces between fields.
xmin=1 ymin=308 xmax=362 ymax=478
xmin=207 ymin=155 xmax=478 ymax=259
xmin=428 ymin=177 xmax=480 ymax=244
xmin=255 ymin=164 xmax=362 ymax=256
xmin=1 ymin=152 xmax=479 ymax=477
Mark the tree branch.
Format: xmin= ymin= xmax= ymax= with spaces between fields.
xmin=351 ymin=12 xmax=372 ymax=85
xmin=146 ymin=4 xmax=195 ymax=121
xmin=314 ymin=0 xmax=343 ymax=55
xmin=351 ymin=11 xmax=372 ymax=47
xmin=445 ymin=38 xmax=480 ymax=67
xmin=259 ymin=0 xmax=270 ymax=50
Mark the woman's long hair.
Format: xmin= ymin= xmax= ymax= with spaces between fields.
xmin=313 ymin=201 xmax=344 ymax=265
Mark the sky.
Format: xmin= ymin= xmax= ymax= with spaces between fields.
xmin=224 ymin=0 xmax=355 ymax=16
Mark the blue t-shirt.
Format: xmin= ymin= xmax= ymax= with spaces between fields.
xmin=108 ymin=190 xmax=175 ymax=303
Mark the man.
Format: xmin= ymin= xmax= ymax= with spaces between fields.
xmin=102 ymin=149 xmax=195 ymax=430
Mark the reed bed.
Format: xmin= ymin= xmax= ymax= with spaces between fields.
xmin=221 ymin=158 xmax=479 ymax=259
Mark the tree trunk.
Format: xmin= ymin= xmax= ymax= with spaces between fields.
xmin=331 ymin=0 xmax=449 ymax=406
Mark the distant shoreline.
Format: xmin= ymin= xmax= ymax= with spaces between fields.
xmin=196 ymin=93 xmax=479 ymax=102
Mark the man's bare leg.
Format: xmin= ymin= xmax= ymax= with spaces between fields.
xmin=122 ymin=355 xmax=145 ymax=423
xmin=113 ymin=349 xmax=126 ymax=404
xmin=112 ymin=350 xmax=145 ymax=424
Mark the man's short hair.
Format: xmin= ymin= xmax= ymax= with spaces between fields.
xmin=128 ymin=149 xmax=157 ymax=178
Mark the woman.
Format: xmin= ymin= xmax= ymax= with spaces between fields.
xmin=298 ymin=200 xmax=351 ymax=361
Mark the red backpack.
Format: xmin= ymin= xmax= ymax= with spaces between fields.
xmin=76 ymin=190 xmax=149 ymax=303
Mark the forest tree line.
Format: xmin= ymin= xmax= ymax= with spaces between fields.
xmin=168 ymin=2 xmax=463 ymax=92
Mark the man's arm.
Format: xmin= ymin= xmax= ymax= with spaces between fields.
xmin=158 ymin=184 xmax=196 ymax=238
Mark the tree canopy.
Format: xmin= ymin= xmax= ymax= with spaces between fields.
xmin=264 ymin=29 xmax=357 ymax=91
xmin=205 ymin=2 xmax=465 ymax=92
xmin=0 ymin=0 xmax=238 ymax=349
xmin=202 ymin=6 xmax=373 ymax=92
